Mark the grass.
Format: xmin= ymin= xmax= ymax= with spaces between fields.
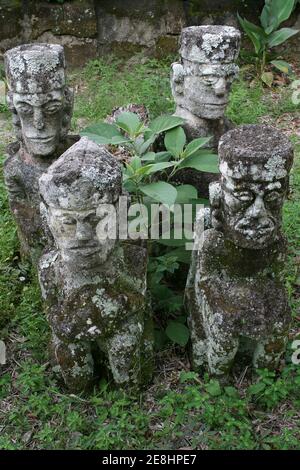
xmin=71 ymin=56 xmax=175 ymax=127
xmin=0 ymin=56 xmax=300 ymax=450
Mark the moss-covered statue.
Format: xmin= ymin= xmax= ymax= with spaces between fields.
xmin=38 ymin=137 xmax=154 ymax=393
xmin=170 ymin=25 xmax=241 ymax=196
xmin=185 ymin=125 xmax=294 ymax=379
xmin=4 ymin=43 xmax=78 ymax=263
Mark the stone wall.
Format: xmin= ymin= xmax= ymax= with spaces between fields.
xmin=0 ymin=0 xmax=299 ymax=67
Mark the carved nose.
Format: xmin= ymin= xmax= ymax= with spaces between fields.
xmin=33 ymin=109 xmax=45 ymax=131
xmin=76 ymin=222 xmax=92 ymax=240
xmin=248 ymin=195 xmax=267 ymax=219
xmin=214 ymin=78 xmax=226 ymax=96
xmin=33 ymin=108 xmax=45 ymax=130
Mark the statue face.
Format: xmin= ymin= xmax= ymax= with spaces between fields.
xmin=47 ymin=204 xmax=116 ymax=268
xmin=12 ymin=90 xmax=64 ymax=157
xmin=183 ymin=64 xmax=237 ymax=120
xmin=222 ymin=176 xmax=285 ymax=249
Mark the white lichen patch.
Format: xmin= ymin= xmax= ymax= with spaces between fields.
xmin=92 ymin=288 xmax=120 ymax=318
xmin=264 ymin=155 xmax=287 ymax=180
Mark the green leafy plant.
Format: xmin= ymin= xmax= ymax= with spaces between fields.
xmin=81 ymin=111 xmax=218 ymax=208
xmin=148 ymin=254 xmax=189 ymax=347
xmin=238 ymin=0 xmax=299 ymax=85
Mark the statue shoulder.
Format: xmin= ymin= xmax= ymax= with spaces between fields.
xmin=199 ymin=228 xmax=225 ymax=270
xmin=3 ymin=143 xmax=20 ymax=174
xmin=38 ymin=250 xmax=59 ymax=300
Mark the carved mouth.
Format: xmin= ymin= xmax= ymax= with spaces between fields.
xmin=28 ymin=136 xmax=55 ymax=143
xmin=68 ymin=245 xmax=100 ymax=256
xmin=237 ymin=224 xmax=274 ymax=240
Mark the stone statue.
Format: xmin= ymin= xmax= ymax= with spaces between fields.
xmin=38 ymin=137 xmax=153 ymax=393
xmin=185 ymin=125 xmax=294 ymax=379
xmin=3 ymin=43 xmax=78 ymax=263
xmin=170 ymin=25 xmax=241 ymax=196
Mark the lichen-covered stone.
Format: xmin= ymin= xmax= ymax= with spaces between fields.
xmin=170 ymin=25 xmax=241 ymax=196
xmin=38 ymin=137 xmax=154 ymax=393
xmin=185 ymin=125 xmax=294 ymax=378
xmin=3 ymin=43 xmax=78 ymax=263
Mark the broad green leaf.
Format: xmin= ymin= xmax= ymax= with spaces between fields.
xmin=182 ymin=136 xmax=212 ymax=159
xmin=154 ymin=329 xmax=168 ymax=351
xmin=110 ymin=135 xmax=131 ymax=145
xmin=175 ymin=184 xmax=198 ymax=203
xmin=80 ymin=122 xmax=122 ymax=139
xmin=179 ymin=153 xmax=219 ymax=173
xmin=262 ymin=0 xmax=295 ymax=33
xmin=80 ymin=131 xmax=131 ymax=146
xmin=116 ymin=111 xmax=141 ymax=137
xmin=248 ymin=381 xmax=266 ymax=395
xmin=238 ymin=14 xmax=264 ymax=55
xmin=261 ymin=71 xmax=274 ymax=87
xmin=260 ymin=1 xmax=273 ymax=31
xmin=143 ymin=161 xmax=175 ymax=175
xmin=164 ymin=126 xmax=186 ymax=158
xmin=141 ymin=152 xmax=156 ymax=161
xmin=155 ymin=151 xmax=172 ymax=162
xmin=140 ymin=181 xmax=177 ymax=206
xmin=270 ymin=59 xmax=292 ymax=74
xmin=268 ymin=28 xmax=299 ymax=47
xmin=180 ymin=371 xmax=199 ymax=383
xmin=78 ymin=132 xmax=111 ymax=145
xmin=205 ymin=379 xmax=222 ymax=397
xmin=122 ymin=179 xmax=136 ymax=193
xmin=163 ymin=247 xmax=191 ymax=265
xmin=165 ymin=321 xmax=190 ymax=347
xmin=148 ymin=115 xmax=185 ymax=134
xmin=138 ymin=133 xmax=156 ymax=155
xmin=224 ymin=386 xmax=239 ymax=398
xmin=130 ymin=156 xmax=142 ymax=171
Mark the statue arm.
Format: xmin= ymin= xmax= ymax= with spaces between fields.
xmin=3 ymin=155 xmax=26 ymax=205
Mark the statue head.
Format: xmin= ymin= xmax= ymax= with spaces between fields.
xmin=4 ymin=43 xmax=73 ymax=157
xmin=39 ymin=137 xmax=122 ymax=268
xmin=171 ymin=25 xmax=241 ymax=120
xmin=211 ymin=125 xmax=293 ymax=249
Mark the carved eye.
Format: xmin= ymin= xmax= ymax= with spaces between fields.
xmin=233 ymin=191 xmax=254 ymax=203
xmin=264 ymin=191 xmax=282 ymax=204
xmin=18 ymin=104 xmax=33 ymax=115
xmin=44 ymin=102 xmax=62 ymax=115
xmin=83 ymin=214 xmax=99 ymax=225
xmin=61 ymin=217 xmax=76 ymax=226
xmin=202 ymin=76 xmax=219 ymax=85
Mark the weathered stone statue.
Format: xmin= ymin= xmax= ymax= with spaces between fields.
xmin=170 ymin=25 xmax=241 ymax=196
xmin=171 ymin=25 xmax=241 ymax=147
xmin=185 ymin=125 xmax=294 ymax=379
xmin=3 ymin=43 xmax=78 ymax=263
xmin=38 ymin=137 xmax=153 ymax=393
